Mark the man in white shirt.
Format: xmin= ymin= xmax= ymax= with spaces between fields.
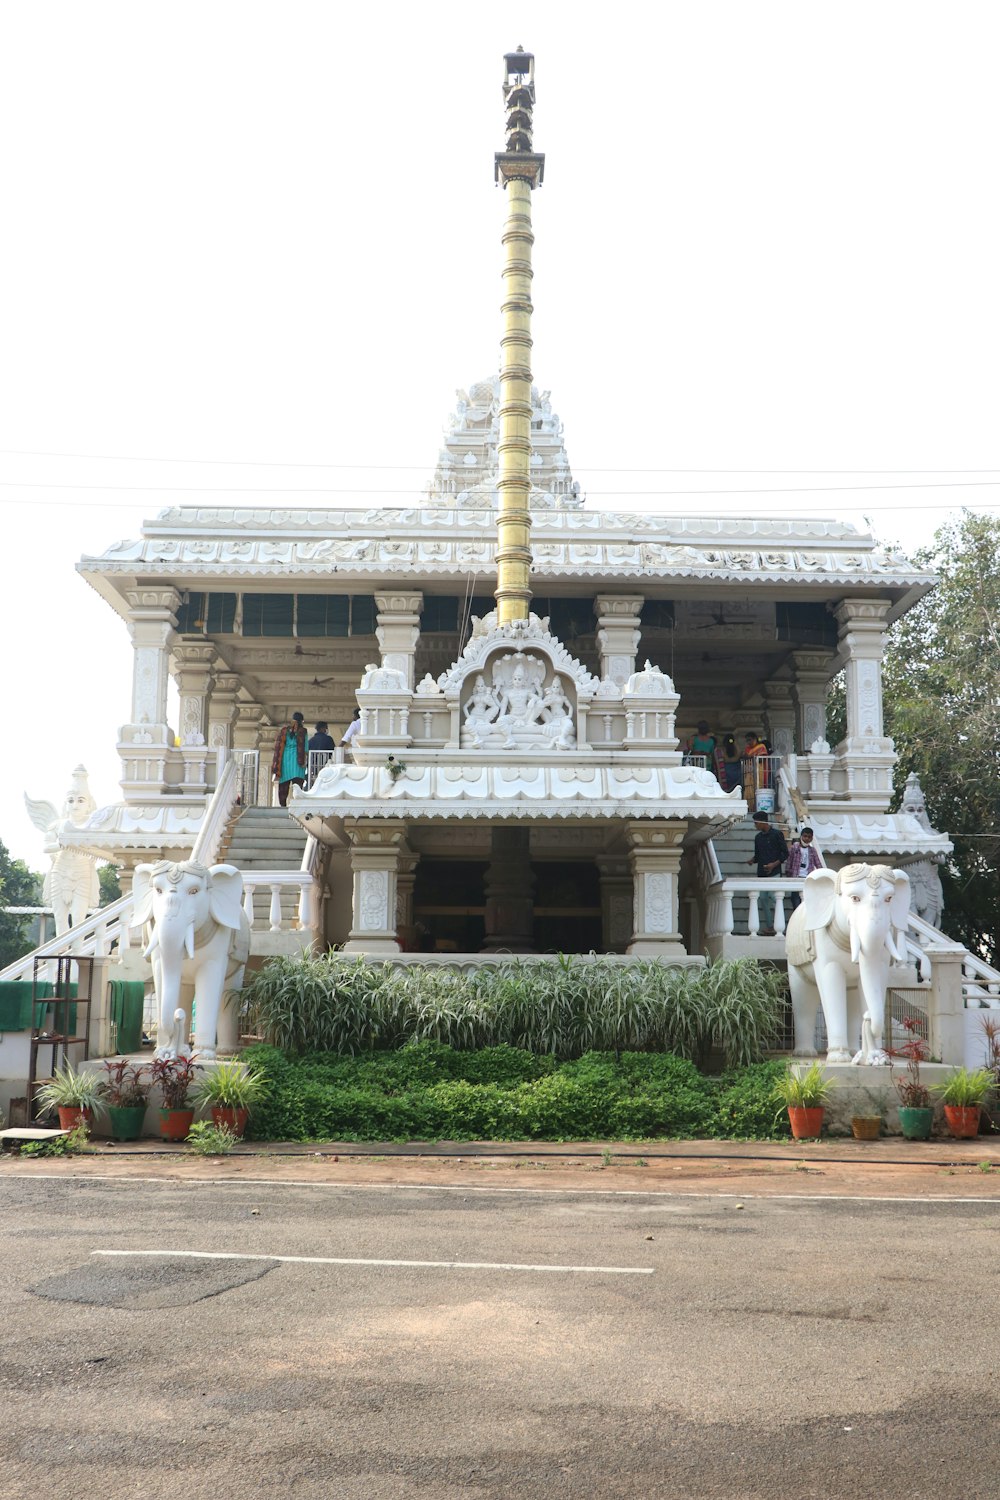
xmin=340 ymin=708 xmax=362 ymax=749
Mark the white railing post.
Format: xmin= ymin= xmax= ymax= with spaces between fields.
xmin=268 ymin=885 xmax=283 ymax=932
xmin=243 ymin=885 xmax=255 ymax=926
xmin=773 ymin=890 xmax=787 ymax=936
xmin=747 ymin=889 xmax=761 ymax=936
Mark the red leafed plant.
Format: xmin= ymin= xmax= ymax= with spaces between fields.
xmin=149 ymin=1054 xmax=199 ymax=1109
xmin=893 ymin=1016 xmax=931 ymax=1108
xmin=100 ymin=1058 xmax=151 ymax=1109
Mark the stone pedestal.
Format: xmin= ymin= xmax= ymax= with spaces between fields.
xmin=626 ymin=821 xmax=687 ymax=958
xmin=343 ymin=819 xmax=409 ymax=955
xmin=483 ymin=827 xmax=535 ymax=953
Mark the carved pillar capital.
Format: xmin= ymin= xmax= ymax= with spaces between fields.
xmin=594 ymin=594 xmax=644 ymax=688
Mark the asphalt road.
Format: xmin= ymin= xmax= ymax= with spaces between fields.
xmin=1 ymin=1174 xmax=998 ymax=1499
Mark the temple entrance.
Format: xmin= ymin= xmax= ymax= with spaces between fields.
xmin=410 ymin=856 xmax=604 ymax=955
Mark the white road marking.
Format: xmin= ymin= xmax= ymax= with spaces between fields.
xmin=92 ymin=1248 xmax=653 ymax=1275
xmin=6 ymin=1174 xmax=1000 ymax=1207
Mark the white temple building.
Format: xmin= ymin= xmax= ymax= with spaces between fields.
xmin=3 ymin=46 xmax=993 ymax=1100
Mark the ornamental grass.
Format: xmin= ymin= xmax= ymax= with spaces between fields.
xmin=244 ymin=954 xmax=785 ymax=1069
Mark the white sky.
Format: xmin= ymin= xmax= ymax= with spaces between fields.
xmin=1 ymin=1 xmax=997 ymax=869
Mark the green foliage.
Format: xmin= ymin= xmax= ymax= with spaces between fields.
xmin=186 ymin=1120 xmax=240 ymax=1155
xmin=0 ymin=839 xmax=45 ymax=968
xmin=932 ymin=1066 xmax=993 ymax=1107
xmin=34 ymin=1063 xmax=106 ymax=1116
xmin=243 ymin=1042 xmax=787 ymax=1144
xmin=244 ymin=954 xmax=786 ymax=1068
xmin=715 ymin=1061 xmax=792 ymax=1139
xmin=192 ymin=1059 xmax=268 ymax=1111
xmin=881 ymin=513 xmax=1000 ymax=963
xmin=98 ymin=863 xmax=123 ymax=906
xmin=19 ymin=1124 xmax=90 ymax=1157
xmin=770 ymin=1060 xmax=832 ymax=1109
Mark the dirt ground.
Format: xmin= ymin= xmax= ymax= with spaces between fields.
xmin=5 ymin=1135 xmax=1000 ymax=1199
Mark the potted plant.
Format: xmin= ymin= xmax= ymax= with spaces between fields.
xmin=849 ymin=1083 xmax=888 ymax=1141
xmin=192 ymin=1059 xmax=266 ymax=1139
xmin=893 ymin=1018 xmax=934 ymax=1140
xmin=149 ymin=1053 xmax=199 ymax=1141
xmin=771 ymin=1061 xmax=832 ymax=1139
xmin=933 ymin=1067 xmax=993 ymax=1139
xmin=99 ymin=1058 xmax=151 ymax=1141
xmin=34 ymin=1062 xmax=105 ymax=1132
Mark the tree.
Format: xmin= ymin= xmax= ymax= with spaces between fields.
xmin=0 ymin=840 xmax=45 ymax=969
xmin=881 ymin=512 xmax=1000 ymax=964
xmin=98 ymin=863 xmax=122 ymax=906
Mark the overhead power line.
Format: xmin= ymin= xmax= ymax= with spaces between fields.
xmin=0 ymin=447 xmax=998 ymax=476
xmin=3 ymin=479 xmax=1000 ymax=497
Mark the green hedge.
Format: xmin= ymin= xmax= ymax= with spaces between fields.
xmin=243 ymin=1042 xmax=791 ymax=1143
xmin=245 ymin=954 xmax=786 ymax=1069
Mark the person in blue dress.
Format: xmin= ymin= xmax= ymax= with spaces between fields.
xmin=271 ymin=712 xmax=308 ymax=806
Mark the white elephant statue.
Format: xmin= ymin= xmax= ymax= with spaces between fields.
xmin=785 ymin=863 xmax=911 ymax=1065
xmin=132 ymin=860 xmax=252 ymax=1061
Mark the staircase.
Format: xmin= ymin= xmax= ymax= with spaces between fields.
xmin=218 ymin=807 xmax=309 ymax=931
xmin=710 ymin=815 xmax=793 ymax=933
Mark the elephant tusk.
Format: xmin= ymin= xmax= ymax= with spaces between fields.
xmin=885 ymin=928 xmax=905 ymax=964
xmin=849 ymin=924 xmax=861 ymax=965
xmin=184 ymin=922 xmax=196 ymax=961
xmin=142 ymin=929 xmax=159 ymax=960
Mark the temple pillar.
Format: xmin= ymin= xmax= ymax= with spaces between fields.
xmin=791 ymin=650 xmax=835 ymax=753
xmin=207 ymin=671 xmax=241 ymax=757
xmin=119 ymin=587 xmax=181 ymax=798
xmin=483 ymin=827 xmax=535 ymax=953
xmin=172 ymin=639 xmax=216 ymax=793
xmin=625 ymin=821 xmax=687 ymax=957
xmin=832 ymin=599 xmax=896 ymax=810
xmin=597 ymin=857 xmax=633 ymax=954
xmin=396 ymin=852 xmax=420 ymax=951
xmin=343 ymin=819 xmax=408 ymax=954
xmin=594 ymin=595 xmax=644 ymax=687
xmin=763 ymin=679 xmax=796 ymax=760
xmin=375 ymin=592 xmax=424 ymax=691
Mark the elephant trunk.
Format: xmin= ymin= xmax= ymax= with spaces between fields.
xmin=857 ymin=950 xmax=888 ymax=1047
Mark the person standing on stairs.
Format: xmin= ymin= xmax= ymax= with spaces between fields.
xmin=785 ymin=826 xmax=823 ymax=910
xmin=746 ymin=811 xmax=788 ymax=935
xmin=271 ymin=712 xmax=308 ymax=807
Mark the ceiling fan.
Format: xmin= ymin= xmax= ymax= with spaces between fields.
xmin=692 ymin=608 xmax=748 ymax=630
xmin=293 ymin=641 xmax=330 ymax=659
xmin=310 ymin=676 xmax=337 ymax=688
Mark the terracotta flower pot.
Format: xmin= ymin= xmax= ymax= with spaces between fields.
xmin=211 ymin=1106 xmax=249 ymax=1139
xmin=159 ymin=1107 xmax=195 ymax=1142
xmin=851 ymin=1116 xmax=881 ymax=1141
xmin=56 ymin=1106 xmax=90 ymax=1132
xmin=943 ymin=1104 xmax=981 ymax=1140
xmin=787 ymin=1106 xmax=824 ymax=1140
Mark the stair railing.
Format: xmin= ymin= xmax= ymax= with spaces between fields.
xmin=192 ymin=753 xmax=240 ymax=866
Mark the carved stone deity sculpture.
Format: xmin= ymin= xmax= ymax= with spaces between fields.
xmin=25 ymin=766 xmax=102 ymax=936
xmin=897 ymin=772 xmax=946 ymax=930
xmin=460 ymin=653 xmax=577 ymax=751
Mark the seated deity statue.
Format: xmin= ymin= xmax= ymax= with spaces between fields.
xmin=540 ymin=679 xmax=576 ymax=749
xmin=462 ymin=674 xmax=501 ymax=746
xmin=496 ymin=662 xmax=544 ymax=745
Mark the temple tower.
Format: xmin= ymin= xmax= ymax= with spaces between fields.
xmin=494 ymin=47 xmax=545 ymax=625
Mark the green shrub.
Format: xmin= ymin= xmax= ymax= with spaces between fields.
xmin=713 ymin=1061 xmax=791 ymax=1140
xmin=242 ymin=1042 xmax=785 ymax=1143
xmin=245 ymin=955 xmax=786 ymax=1067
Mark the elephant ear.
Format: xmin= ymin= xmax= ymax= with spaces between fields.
xmin=890 ymin=870 xmax=912 ymax=933
xmin=208 ymin=864 xmax=245 ymax=931
xmin=802 ymin=868 xmax=838 ymax=931
xmin=132 ymin=864 xmax=157 ymax=926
